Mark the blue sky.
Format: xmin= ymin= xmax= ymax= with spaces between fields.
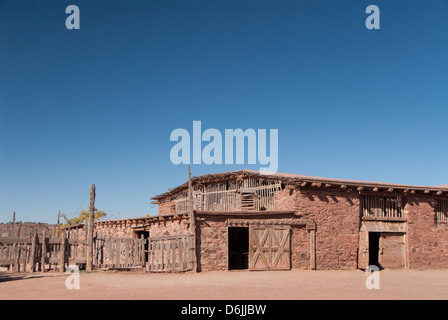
xmin=0 ymin=0 xmax=447 ymax=223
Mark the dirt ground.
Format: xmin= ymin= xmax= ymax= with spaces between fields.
xmin=1 ymin=269 xmax=447 ymax=300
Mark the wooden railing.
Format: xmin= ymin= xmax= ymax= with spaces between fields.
xmin=0 ymin=234 xmax=87 ymax=272
xmin=0 ymin=234 xmax=145 ymax=272
xmin=147 ymin=235 xmax=194 ymax=272
xmin=436 ymin=199 xmax=448 ymax=223
xmin=360 ymin=195 xmax=403 ymax=218
xmin=94 ymin=237 xmax=145 ymax=269
xmin=174 ymin=181 xmax=282 ymax=213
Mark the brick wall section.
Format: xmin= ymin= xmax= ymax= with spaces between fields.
xmin=405 ymin=196 xmax=448 ymax=269
xmin=94 ymin=222 xmax=134 ymax=238
xmin=148 ymin=219 xmax=191 ymax=237
xmin=291 ymin=225 xmax=311 ymax=269
xmin=197 ymin=217 xmax=228 ymax=272
xmin=196 ymin=215 xmax=311 ymax=272
xmin=274 ymin=188 xmax=360 ymax=270
xmin=158 ymin=200 xmax=176 ymax=215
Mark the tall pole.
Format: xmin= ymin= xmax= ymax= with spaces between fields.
xmin=188 ymin=166 xmax=197 ymax=272
xmin=87 ymin=184 xmax=95 ymax=271
xmin=10 ymin=212 xmax=16 ymax=237
xmin=56 ymin=210 xmax=61 ymax=237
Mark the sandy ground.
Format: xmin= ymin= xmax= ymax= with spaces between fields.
xmin=1 ymin=269 xmax=447 ymax=300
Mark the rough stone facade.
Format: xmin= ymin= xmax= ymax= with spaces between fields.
xmin=61 ymin=170 xmax=448 ymax=272
xmin=273 ymin=188 xmax=360 ymax=270
xmin=405 ymin=196 xmax=448 ymax=269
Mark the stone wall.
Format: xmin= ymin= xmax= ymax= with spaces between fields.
xmin=274 ymin=188 xmax=360 ymax=270
xmin=405 ymin=196 xmax=448 ymax=269
xmin=158 ymin=200 xmax=176 ymax=215
xmin=148 ymin=219 xmax=191 ymax=237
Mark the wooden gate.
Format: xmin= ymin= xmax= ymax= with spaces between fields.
xmin=0 ymin=234 xmax=87 ymax=272
xmin=249 ymin=225 xmax=291 ymax=271
xmin=94 ymin=237 xmax=145 ymax=269
xmin=147 ymin=235 xmax=195 ymax=272
xmin=379 ymin=233 xmax=405 ymax=268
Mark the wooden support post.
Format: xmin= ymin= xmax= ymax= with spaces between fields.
xmin=141 ymin=234 xmax=145 ymax=268
xmin=188 ymin=166 xmax=198 ymax=273
xmin=56 ymin=210 xmax=61 ymax=237
xmin=30 ymin=233 xmax=38 ymax=273
xmin=87 ymin=184 xmax=95 ymax=271
xmin=10 ymin=212 xmax=16 ymax=237
xmin=60 ymin=235 xmax=66 ymax=272
xmin=42 ymin=230 xmax=47 ymax=272
xmin=307 ymin=224 xmax=316 ymax=270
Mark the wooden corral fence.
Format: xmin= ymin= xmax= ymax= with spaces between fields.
xmin=147 ymin=234 xmax=195 ymax=273
xmin=0 ymin=233 xmax=146 ymax=272
xmin=0 ymin=232 xmax=87 ymax=273
xmin=94 ymin=236 xmax=145 ymax=269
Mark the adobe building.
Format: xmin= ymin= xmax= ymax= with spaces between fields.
xmin=66 ymin=169 xmax=448 ymax=272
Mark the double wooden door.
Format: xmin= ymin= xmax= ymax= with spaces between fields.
xmin=248 ymin=225 xmax=291 ymax=271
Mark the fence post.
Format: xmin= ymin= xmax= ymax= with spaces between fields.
xmin=41 ymin=230 xmax=47 ymax=272
xmin=30 ymin=233 xmax=38 ymax=272
xmin=141 ymin=234 xmax=145 ymax=268
xmin=87 ymin=184 xmax=95 ymax=271
xmin=60 ymin=235 xmax=66 ymax=272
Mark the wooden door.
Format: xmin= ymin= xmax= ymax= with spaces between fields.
xmin=357 ymin=231 xmax=369 ymax=269
xmin=379 ymin=233 xmax=405 ymax=269
xmin=249 ymin=225 xmax=290 ymax=271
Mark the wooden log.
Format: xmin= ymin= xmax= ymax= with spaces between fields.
xmin=188 ymin=166 xmax=197 ymax=273
xmin=310 ymin=228 xmax=316 ymax=270
xmin=59 ymin=234 xmax=67 ymax=272
xmin=87 ymin=184 xmax=95 ymax=271
xmin=30 ymin=233 xmax=38 ymax=273
xmin=41 ymin=231 xmax=47 ymax=272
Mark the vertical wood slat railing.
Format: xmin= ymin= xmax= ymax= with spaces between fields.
xmin=93 ymin=236 xmax=145 ymax=269
xmin=0 ymin=235 xmax=87 ymax=272
xmin=147 ymin=235 xmax=194 ymax=273
xmin=436 ymin=199 xmax=448 ymax=223
xmin=0 ymin=235 xmax=146 ymax=273
xmin=360 ymin=195 xmax=403 ymax=218
xmin=174 ymin=179 xmax=282 ymax=213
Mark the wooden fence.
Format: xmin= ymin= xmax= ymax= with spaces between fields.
xmin=1 ymin=233 xmax=195 ymax=273
xmin=0 ymin=234 xmax=87 ymax=272
xmin=94 ymin=237 xmax=145 ymax=269
xmin=0 ymin=235 xmax=145 ymax=272
xmin=147 ymin=235 xmax=195 ymax=272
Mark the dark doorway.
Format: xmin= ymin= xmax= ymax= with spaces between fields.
xmin=369 ymin=232 xmax=380 ymax=268
xmin=228 ymin=227 xmax=249 ymax=270
xmin=134 ymin=230 xmax=150 ymax=263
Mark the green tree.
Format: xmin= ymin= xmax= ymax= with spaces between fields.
xmin=63 ymin=209 xmax=107 ymax=226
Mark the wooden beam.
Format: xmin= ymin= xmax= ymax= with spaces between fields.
xmin=188 ymin=166 xmax=197 ymax=273
xmin=372 ymin=187 xmax=379 ymax=192
xmin=86 ymin=184 xmax=95 ymax=271
xmin=388 ymin=188 xmax=394 ymax=192
xmin=309 ymin=228 xmax=316 ymax=270
xmin=357 ymin=187 xmax=364 ymax=191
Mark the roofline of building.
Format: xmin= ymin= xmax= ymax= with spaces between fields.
xmin=151 ymin=169 xmax=448 ymax=201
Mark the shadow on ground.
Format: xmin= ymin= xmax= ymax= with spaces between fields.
xmin=0 ymin=272 xmax=63 ymax=283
